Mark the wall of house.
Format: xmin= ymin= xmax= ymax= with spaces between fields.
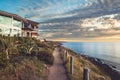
xmin=0 ymin=15 xmax=22 ymax=36
xmin=22 ymin=30 xmax=32 ymax=37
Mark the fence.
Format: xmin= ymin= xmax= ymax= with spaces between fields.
xmin=62 ymin=48 xmax=89 ymax=80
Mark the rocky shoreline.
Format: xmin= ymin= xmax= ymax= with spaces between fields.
xmin=81 ymin=55 xmax=120 ymax=80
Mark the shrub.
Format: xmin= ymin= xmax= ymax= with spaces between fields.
xmin=37 ymin=42 xmax=46 ymax=47
xmin=17 ymin=45 xmax=27 ymax=56
xmin=0 ymin=52 xmax=9 ymax=68
xmin=37 ymin=50 xmax=54 ymax=65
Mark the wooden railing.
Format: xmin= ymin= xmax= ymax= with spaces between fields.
xmin=61 ymin=48 xmax=89 ymax=80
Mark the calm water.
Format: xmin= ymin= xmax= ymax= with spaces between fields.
xmin=62 ymin=42 xmax=120 ymax=64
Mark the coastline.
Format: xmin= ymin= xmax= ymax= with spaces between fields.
xmin=81 ymin=55 xmax=120 ymax=80
xmin=60 ymin=45 xmax=120 ymax=80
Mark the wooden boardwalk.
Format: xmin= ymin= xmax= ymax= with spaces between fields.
xmin=48 ymin=47 xmax=68 ymax=80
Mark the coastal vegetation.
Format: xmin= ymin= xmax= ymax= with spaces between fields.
xmin=60 ymin=47 xmax=111 ymax=80
xmin=0 ymin=34 xmax=116 ymax=80
xmin=0 ymin=35 xmax=54 ymax=80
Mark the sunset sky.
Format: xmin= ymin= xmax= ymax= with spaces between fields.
xmin=0 ymin=0 xmax=120 ymax=40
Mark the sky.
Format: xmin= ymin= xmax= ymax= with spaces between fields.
xmin=0 ymin=0 xmax=120 ymax=40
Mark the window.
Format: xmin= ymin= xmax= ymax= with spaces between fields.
xmin=27 ymin=32 xmax=29 ymax=37
xmin=0 ymin=15 xmax=12 ymax=26
xmin=13 ymin=20 xmax=22 ymax=28
xmin=24 ymin=23 xmax=29 ymax=28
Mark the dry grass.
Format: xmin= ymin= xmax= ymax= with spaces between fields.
xmin=0 ymin=57 xmax=44 ymax=80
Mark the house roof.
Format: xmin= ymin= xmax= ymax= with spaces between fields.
xmin=28 ymin=20 xmax=39 ymax=25
xmin=0 ymin=10 xmax=25 ymax=21
xmin=0 ymin=10 xmax=39 ymax=25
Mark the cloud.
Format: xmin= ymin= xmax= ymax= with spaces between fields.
xmin=38 ymin=13 xmax=120 ymax=39
xmin=40 ymin=33 xmax=55 ymax=38
xmin=7 ymin=0 xmax=119 ymax=39
xmin=16 ymin=0 xmax=88 ymax=21
xmin=1 ymin=0 xmax=120 ymax=23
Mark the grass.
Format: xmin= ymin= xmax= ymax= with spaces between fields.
xmin=0 ymin=56 xmax=44 ymax=80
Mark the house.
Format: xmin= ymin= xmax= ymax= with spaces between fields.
xmin=0 ymin=10 xmax=39 ymax=37
xmin=22 ymin=20 xmax=39 ymax=38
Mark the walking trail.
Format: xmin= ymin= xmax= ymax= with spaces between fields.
xmin=48 ymin=47 xmax=68 ymax=80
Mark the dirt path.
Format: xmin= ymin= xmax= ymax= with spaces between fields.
xmin=48 ymin=47 xmax=68 ymax=80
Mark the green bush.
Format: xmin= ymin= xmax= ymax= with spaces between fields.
xmin=17 ymin=45 xmax=27 ymax=56
xmin=0 ymin=52 xmax=9 ymax=68
xmin=37 ymin=50 xmax=54 ymax=65
xmin=36 ymin=42 xmax=46 ymax=47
